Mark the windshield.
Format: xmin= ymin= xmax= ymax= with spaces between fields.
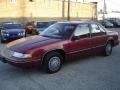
xmin=36 ymin=22 xmax=50 ymax=28
xmin=104 ymin=20 xmax=112 ymax=25
xmin=3 ymin=24 xmax=23 ymax=29
xmin=40 ymin=23 xmax=77 ymax=39
xmin=115 ymin=19 xmax=120 ymax=23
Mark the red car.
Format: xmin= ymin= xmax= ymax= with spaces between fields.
xmin=0 ymin=21 xmax=119 ymax=73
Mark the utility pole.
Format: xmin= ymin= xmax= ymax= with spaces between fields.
xmin=103 ymin=0 xmax=106 ymax=20
xmin=67 ymin=0 xmax=70 ymax=21
xmin=62 ymin=0 xmax=65 ymax=20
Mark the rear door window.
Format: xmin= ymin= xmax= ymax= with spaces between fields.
xmin=91 ymin=24 xmax=106 ymax=37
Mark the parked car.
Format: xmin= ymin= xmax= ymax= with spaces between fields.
xmin=108 ymin=19 xmax=120 ymax=27
xmin=101 ymin=20 xmax=114 ymax=28
xmin=0 ymin=23 xmax=26 ymax=42
xmin=0 ymin=23 xmax=2 ymax=29
xmin=0 ymin=22 xmax=14 ymax=29
xmin=0 ymin=21 xmax=14 ymax=25
xmin=36 ymin=21 xmax=56 ymax=34
xmin=0 ymin=21 xmax=119 ymax=73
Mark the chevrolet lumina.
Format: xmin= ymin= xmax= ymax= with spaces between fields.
xmin=0 ymin=23 xmax=26 ymax=42
xmin=0 ymin=21 xmax=119 ymax=73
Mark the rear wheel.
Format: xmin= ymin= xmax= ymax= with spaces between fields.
xmin=42 ymin=52 xmax=63 ymax=73
xmin=104 ymin=41 xmax=112 ymax=56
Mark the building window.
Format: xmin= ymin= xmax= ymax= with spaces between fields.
xmin=29 ymin=0 xmax=34 ymax=2
xmin=10 ymin=0 xmax=16 ymax=3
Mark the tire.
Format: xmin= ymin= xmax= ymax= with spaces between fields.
xmin=42 ymin=52 xmax=63 ymax=74
xmin=104 ymin=41 xmax=112 ymax=56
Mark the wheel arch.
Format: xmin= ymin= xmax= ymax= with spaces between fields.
xmin=107 ymin=39 xmax=114 ymax=47
xmin=41 ymin=49 xmax=66 ymax=64
xmin=106 ymin=36 xmax=116 ymax=47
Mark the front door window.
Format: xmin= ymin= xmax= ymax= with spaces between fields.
xmin=74 ymin=24 xmax=90 ymax=39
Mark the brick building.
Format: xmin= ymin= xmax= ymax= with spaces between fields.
xmin=0 ymin=0 xmax=97 ymax=23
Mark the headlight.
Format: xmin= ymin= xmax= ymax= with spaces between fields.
xmin=12 ymin=52 xmax=32 ymax=58
xmin=1 ymin=30 xmax=5 ymax=33
xmin=18 ymin=33 xmax=21 ymax=36
xmin=2 ymin=33 xmax=9 ymax=36
xmin=1 ymin=30 xmax=9 ymax=36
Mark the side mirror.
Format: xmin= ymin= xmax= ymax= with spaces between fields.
xmin=71 ymin=36 xmax=79 ymax=41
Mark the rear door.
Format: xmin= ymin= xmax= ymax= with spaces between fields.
xmin=90 ymin=23 xmax=107 ymax=53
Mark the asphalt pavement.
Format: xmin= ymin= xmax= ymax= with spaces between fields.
xmin=0 ymin=28 xmax=120 ymax=90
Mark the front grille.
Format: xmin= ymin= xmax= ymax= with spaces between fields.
xmin=10 ymin=34 xmax=18 ymax=37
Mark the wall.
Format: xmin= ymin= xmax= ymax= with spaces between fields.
xmin=0 ymin=0 xmax=97 ymax=23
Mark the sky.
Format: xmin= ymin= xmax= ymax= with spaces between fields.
xmin=71 ymin=0 xmax=120 ymax=12
xmin=98 ymin=0 xmax=120 ymax=12
xmin=70 ymin=0 xmax=120 ymax=18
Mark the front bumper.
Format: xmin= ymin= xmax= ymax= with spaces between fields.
xmin=2 ymin=35 xmax=24 ymax=41
xmin=0 ymin=48 xmax=42 ymax=68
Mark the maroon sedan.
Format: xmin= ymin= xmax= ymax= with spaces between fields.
xmin=0 ymin=21 xmax=119 ymax=73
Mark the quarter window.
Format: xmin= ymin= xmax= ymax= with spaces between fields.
xmin=74 ymin=24 xmax=90 ymax=39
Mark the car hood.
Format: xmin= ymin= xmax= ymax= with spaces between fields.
xmin=2 ymin=29 xmax=25 ymax=33
xmin=106 ymin=23 xmax=113 ymax=26
xmin=7 ymin=35 xmax=62 ymax=53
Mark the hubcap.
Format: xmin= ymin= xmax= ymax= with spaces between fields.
xmin=48 ymin=56 xmax=61 ymax=71
xmin=106 ymin=43 xmax=112 ymax=55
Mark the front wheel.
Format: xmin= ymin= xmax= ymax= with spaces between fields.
xmin=42 ymin=52 xmax=63 ymax=74
xmin=104 ymin=42 xmax=112 ymax=56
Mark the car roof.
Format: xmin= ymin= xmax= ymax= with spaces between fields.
xmin=57 ymin=20 xmax=96 ymax=24
xmin=2 ymin=23 xmax=22 ymax=28
xmin=36 ymin=21 xmax=57 ymax=23
xmin=3 ymin=23 xmax=21 ymax=26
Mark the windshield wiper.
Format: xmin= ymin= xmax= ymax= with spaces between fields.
xmin=41 ymin=35 xmax=54 ymax=38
